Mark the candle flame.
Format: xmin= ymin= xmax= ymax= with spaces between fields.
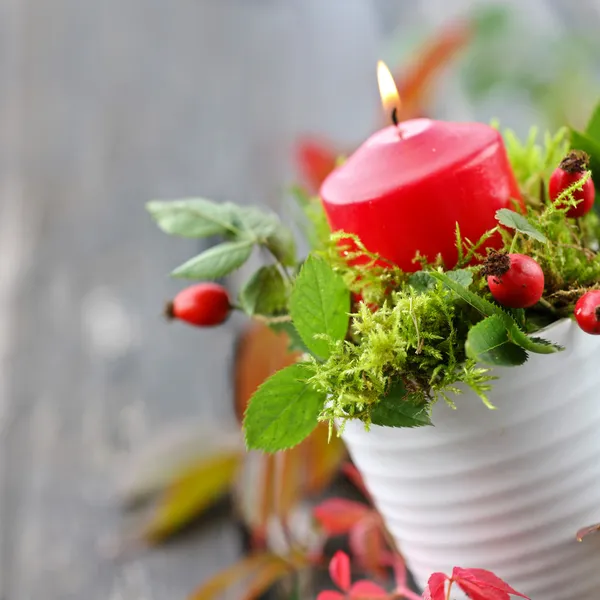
xmin=377 ymin=60 xmax=401 ymax=124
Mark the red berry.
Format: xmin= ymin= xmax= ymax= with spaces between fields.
xmin=574 ymin=290 xmax=600 ymax=335
xmin=484 ymin=252 xmax=544 ymax=308
xmin=166 ymin=283 xmax=231 ymax=327
xmin=549 ymin=151 xmax=595 ymax=218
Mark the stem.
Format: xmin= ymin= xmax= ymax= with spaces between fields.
xmin=509 ymin=232 xmax=520 ymax=254
xmin=538 ymin=297 xmax=558 ymax=316
xmin=265 ymin=245 xmax=294 ymax=283
xmin=445 ymin=580 xmax=453 ymax=600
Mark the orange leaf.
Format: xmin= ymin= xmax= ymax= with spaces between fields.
xmin=188 ymin=553 xmax=282 ymax=600
xmin=295 ymin=137 xmax=339 ymax=193
xmin=387 ymin=20 xmax=473 ymax=123
xmin=234 ymin=322 xmax=301 ymax=422
xmin=304 ymin=423 xmax=346 ymax=495
xmin=577 ymin=522 xmax=600 ymax=542
xmin=241 ymin=557 xmax=295 ymax=600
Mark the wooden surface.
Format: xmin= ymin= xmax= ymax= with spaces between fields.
xmin=0 ymin=2 xmax=384 ymax=598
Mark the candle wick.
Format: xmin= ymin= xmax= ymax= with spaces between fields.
xmin=391 ymin=107 xmax=404 ymax=139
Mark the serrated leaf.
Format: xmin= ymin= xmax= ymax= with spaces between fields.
xmin=244 ymin=363 xmax=325 ymax=452
xmin=429 ymin=271 xmax=562 ymax=356
xmin=265 ymin=228 xmax=297 ymax=267
xmin=586 ymin=101 xmax=600 ymax=142
xmin=569 ymin=129 xmax=600 ymax=202
xmin=408 ymin=271 xmax=435 ymax=293
xmin=495 ymin=208 xmax=547 ymax=243
xmin=466 ymin=315 xmax=528 ymax=366
xmin=240 ymin=266 xmax=287 ymax=316
xmin=446 ymin=269 xmax=473 ymax=287
xmin=289 ymin=255 xmax=350 ymax=359
xmin=146 ymin=199 xmax=237 ymax=238
xmin=172 ymin=240 xmax=253 ymax=279
xmin=410 ymin=269 xmax=472 ymax=293
xmin=371 ymin=381 xmax=432 ymax=428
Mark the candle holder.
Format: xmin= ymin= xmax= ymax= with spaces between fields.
xmin=147 ymin=104 xmax=600 ymax=600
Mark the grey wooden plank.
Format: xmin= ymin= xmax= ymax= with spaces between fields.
xmin=0 ymin=1 xmax=391 ymax=599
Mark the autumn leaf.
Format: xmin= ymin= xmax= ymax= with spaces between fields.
xmin=349 ymin=580 xmax=388 ymax=599
xmin=329 ymin=551 xmax=352 ymax=592
xmin=295 ymin=137 xmax=339 ymax=192
xmin=577 ymin=522 xmax=600 ymax=542
xmin=422 ymin=573 xmax=448 ymax=600
xmin=189 ymin=553 xmax=290 ymax=600
xmin=452 ymin=567 xmax=530 ymax=600
xmin=313 ymin=498 xmax=371 ymax=535
xmin=144 ymin=450 xmax=243 ymax=542
xmin=349 ymin=513 xmax=389 ymax=580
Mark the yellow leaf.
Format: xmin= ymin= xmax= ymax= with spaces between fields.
xmin=188 ymin=553 xmax=287 ymax=600
xmin=145 ymin=451 xmax=242 ymax=542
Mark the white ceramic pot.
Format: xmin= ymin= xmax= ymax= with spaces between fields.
xmin=342 ymin=318 xmax=600 ymax=600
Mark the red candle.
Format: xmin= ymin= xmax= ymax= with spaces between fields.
xmin=319 ymin=64 xmax=521 ymax=272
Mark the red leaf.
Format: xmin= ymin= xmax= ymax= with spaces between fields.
xmin=314 ymin=498 xmax=370 ymax=535
xmin=349 ymin=580 xmax=388 ymax=599
xmin=452 ymin=568 xmax=530 ymax=600
xmin=295 ymin=138 xmax=338 ymax=193
xmin=422 ymin=573 xmax=448 ymax=600
xmin=341 ymin=463 xmax=372 ymax=501
xmin=348 ymin=514 xmax=388 ymax=579
xmin=317 ymin=592 xmax=345 ymax=600
xmin=577 ymin=522 xmax=600 ymax=541
xmin=329 ymin=551 xmax=352 ymax=593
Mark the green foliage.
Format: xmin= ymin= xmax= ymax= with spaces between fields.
xmin=495 ymin=209 xmax=547 ymax=243
xmin=466 ymin=315 xmax=528 ymax=367
xmin=370 ymin=381 xmax=432 ymax=428
xmin=289 ymin=255 xmax=350 ymax=359
xmin=172 ymin=240 xmax=254 ymax=279
xmin=239 ymin=266 xmax=287 ymax=316
xmin=244 ymin=363 xmax=325 ymax=452
xmin=502 ymin=127 xmax=569 ymax=201
xmin=150 ymin=103 xmax=600 ymax=452
xmin=147 ymin=197 xmax=296 ymax=280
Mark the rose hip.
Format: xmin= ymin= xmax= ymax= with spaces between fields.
xmin=574 ymin=290 xmax=600 ymax=335
xmin=549 ymin=151 xmax=595 ymax=218
xmin=483 ymin=252 xmax=545 ymax=309
xmin=166 ymin=283 xmax=231 ymax=327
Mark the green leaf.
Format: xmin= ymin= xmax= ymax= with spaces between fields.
xmin=290 ymin=186 xmax=330 ymax=250
xmin=265 ymin=228 xmax=297 ymax=267
xmin=172 ymin=240 xmax=253 ymax=279
xmin=408 ymin=271 xmax=435 ymax=293
xmin=411 ymin=269 xmax=472 ymax=293
xmin=429 ymin=271 xmax=562 ymax=356
xmin=289 ymin=255 xmax=350 ymax=359
xmin=586 ymin=101 xmax=600 ymax=143
xmin=268 ymin=321 xmax=310 ymax=354
xmin=495 ymin=208 xmax=547 ymax=243
xmin=371 ymin=380 xmax=432 ymax=428
xmin=233 ymin=206 xmax=280 ymax=241
xmin=466 ymin=315 xmax=528 ymax=366
xmin=244 ymin=363 xmax=325 ymax=452
xmin=147 ymin=199 xmax=236 ymax=238
xmin=239 ymin=266 xmax=287 ymax=316
xmin=569 ymin=129 xmax=600 ymax=199
xmin=446 ymin=269 xmax=474 ymax=288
